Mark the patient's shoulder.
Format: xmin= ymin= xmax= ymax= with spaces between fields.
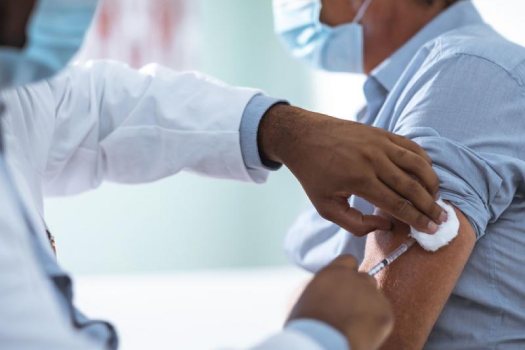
xmin=423 ymin=24 xmax=525 ymax=82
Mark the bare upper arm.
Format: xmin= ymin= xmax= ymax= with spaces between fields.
xmin=359 ymin=206 xmax=476 ymax=350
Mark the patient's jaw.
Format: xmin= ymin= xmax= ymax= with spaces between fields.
xmin=320 ymin=0 xmax=454 ymax=73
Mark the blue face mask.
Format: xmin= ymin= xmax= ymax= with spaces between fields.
xmin=0 ymin=0 xmax=98 ymax=89
xmin=274 ymin=0 xmax=374 ymax=73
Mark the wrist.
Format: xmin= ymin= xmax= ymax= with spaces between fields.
xmin=257 ymin=104 xmax=313 ymax=166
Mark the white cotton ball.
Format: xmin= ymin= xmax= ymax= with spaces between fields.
xmin=410 ymin=199 xmax=459 ymax=252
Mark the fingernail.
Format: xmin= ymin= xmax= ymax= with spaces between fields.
xmin=439 ymin=210 xmax=448 ymax=224
xmin=428 ymin=221 xmax=439 ymax=234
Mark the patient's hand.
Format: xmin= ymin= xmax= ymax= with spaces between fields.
xmin=288 ymin=255 xmax=394 ymax=350
xmin=360 ymin=208 xmax=476 ymax=349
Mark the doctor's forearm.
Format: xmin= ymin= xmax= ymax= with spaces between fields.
xmin=257 ymin=104 xmax=305 ymax=166
xmin=256 ymin=104 xmax=444 ymax=236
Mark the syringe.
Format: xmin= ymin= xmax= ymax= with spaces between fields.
xmin=368 ymin=238 xmax=417 ymax=277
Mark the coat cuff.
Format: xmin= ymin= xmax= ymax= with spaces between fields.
xmin=286 ymin=319 xmax=349 ymax=350
xmin=240 ymin=94 xmax=287 ymax=183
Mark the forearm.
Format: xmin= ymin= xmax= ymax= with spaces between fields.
xmin=258 ymin=104 xmax=310 ymax=164
xmin=45 ymin=61 xmax=261 ymax=195
xmin=359 ymin=208 xmax=475 ymax=349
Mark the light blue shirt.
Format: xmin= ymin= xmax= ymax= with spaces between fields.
xmin=285 ymin=1 xmax=525 ymax=348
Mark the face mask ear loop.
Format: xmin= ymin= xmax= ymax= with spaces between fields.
xmin=352 ymin=0 xmax=374 ymax=23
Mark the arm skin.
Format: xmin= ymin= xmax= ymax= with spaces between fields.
xmin=359 ymin=206 xmax=475 ymax=350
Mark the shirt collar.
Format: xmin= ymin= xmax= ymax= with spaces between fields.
xmin=369 ymin=0 xmax=484 ymax=93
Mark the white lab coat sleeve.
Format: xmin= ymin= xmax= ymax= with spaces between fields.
xmin=43 ymin=60 xmax=262 ymax=196
xmin=0 ymin=165 xmax=101 ymax=349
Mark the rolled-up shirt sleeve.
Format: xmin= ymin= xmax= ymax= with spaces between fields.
xmin=392 ymin=54 xmax=525 ymax=239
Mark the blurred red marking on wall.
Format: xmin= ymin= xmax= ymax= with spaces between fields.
xmin=154 ymin=0 xmax=182 ymax=47
xmin=130 ymin=44 xmax=142 ymax=68
xmin=80 ymin=0 xmax=193 ymax=69
xmin=97 ymin=1 xmax=117 ymax=39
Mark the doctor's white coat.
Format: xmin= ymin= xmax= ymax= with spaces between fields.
xmin=0 ymin=61 xmax=325 ymax=350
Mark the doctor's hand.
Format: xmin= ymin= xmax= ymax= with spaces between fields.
xmin=259 ymin=104 xmax=445 ymax=235
xmin=287 ymin=255 xmax=393 ymax=350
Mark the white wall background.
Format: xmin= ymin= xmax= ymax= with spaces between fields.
xmin=47 ymin=0 xmax=314 ymax=275
xmin=45 ymin=0 xmax=525 ymax=275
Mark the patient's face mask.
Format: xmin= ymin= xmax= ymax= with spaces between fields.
xmin=274 ymin=0 xmax=374 ymax=73
xmin=0 ymin=0 xmax=98 ymax=89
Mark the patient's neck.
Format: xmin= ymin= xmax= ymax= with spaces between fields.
xmin=363 ymin=3 xmax=450 ymax=74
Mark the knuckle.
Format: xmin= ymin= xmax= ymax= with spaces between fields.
xmin=395 ymin=148 xmax=408 ymax=160
xmin=416 ymin=213 xmax=430 ymax=228
xmin=408 ymin=139 xmax=425 ymax=154
xmin=388 ymin=174 xmax=403 ymax=187
xmin=421 ymin=169 xmax=434 ymax=184
xmin=413 ymin=160 xmax=428 ymax=174
xmin=432 ymin=203 xmax=444 ymax=217
xmin=419 ymin=155 xmax=430 ymax=164
xmin=416 ymin=145 xmax=431 ymax=159
xmin=360 ymin=148 xmax=376 ymax=164
xmin=394 ymin=198 xmax=411 ymax=216
xmin=404 ymin=178 xmax=420 ymax=193
xmin=417 ymin=151 xmax=431 ymax=163
xmin=413 ymin=154 xmax=429 ymax=169
xmin=413 ymin=144 xmax=426 ymax=156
